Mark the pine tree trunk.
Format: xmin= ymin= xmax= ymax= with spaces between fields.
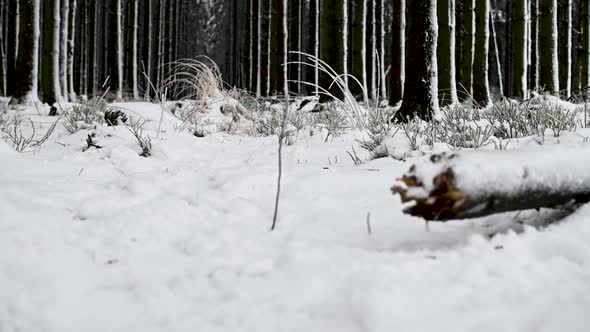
xmin=377 ymin=0 xmax=386 ymax=100
xmin=539 ymin=0 xmax=559 ymax=94
xmin=320 ymin=0 xmax=345 ymax=101
xmin=512 ymin=0 xmax=528 ymax=98
xmin=490 ymin=9 xmax=504 ymax=96
xmin=559 ymin=0 xmax=572 ymax=97
xmin=472 ymin=0 xmax=491 ymax=107
xmin=437 ymin=0 xmax=458 ymax=106
xmin=12 ymin=0 xmax=40 ymax=104
xmin=6 ymin=0 xmax=18 ymax=96
xmin=307 ymin=0 xmax=319 ymax=97
xmin=580 ymin=0 xmax=590 ymax=89
xmin=64 ymin=0 xmax=77 ymax=100
xmin=260 ymin=0 xmax=270 ymax=96
xmin=0 ymin=0 xmax=5 ymax=96
xmin=59 ymin=0 xmax=68 ymax=99
xmin=87 ymin=0 xmax=96 ymax=96
xmin=41 ymin=0 xmax=61 ymax=104
xmin=530 ymin=0 xmax=539 ymax=90
xmin=389 ymin=0 xmax=404 ymax=106
xmin=130 ymin=0 xmax=138 ymax=99
xmin=145 ymin=0 xmax=153 ymax=100
xmin=351 ymin=0 xmax=366 ymax=100
xmin=460 ymin=0 xmax=474 ymax=100
xmin=395 ymin=0 xmax=438 ymax=121
xmin=270 ymin=0 xmax=285 ymax=95
xmin=253 ymin=0 xmax=260 ymax=94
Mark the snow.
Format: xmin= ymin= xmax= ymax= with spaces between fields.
xmin=2 ymin=102 xmax=590 ymax=331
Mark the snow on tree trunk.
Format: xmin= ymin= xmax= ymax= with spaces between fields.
xmin=582 ymin=0 xmax=590 ymax=89
xmin=395 ymin=0 xmax=438 ymax=121
xmin=512 ymin=0 xmax=528 ymax=99
xmin=472 ymin=0 xmax=491 ymax=107
xmin=392 ymin=147 xmax=590 ymax=220
xmin=539 ymin=0 xmax=559 ymax=94
xmin=12 ymin=0 xmax=40 ymax=105
xmin=59 ymin=0 xmax=68 ymax=100
xmin=320 ymin=0 xmax=345 ymax=101
xmin=41 ymin=0 xmax=61 ymax=105
xmin=389 ymin=0 xmax=405 ymax=106
xmin=437 ymin=0 xmax=458 ymax=106
xmin=558 ymin=0 xmax=572 ymax=97
xmin=459 ymin=0 xmax=474 ymax=101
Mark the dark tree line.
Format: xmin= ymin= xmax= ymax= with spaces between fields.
xmin=1 ymin=0 xmax=590 ymax=120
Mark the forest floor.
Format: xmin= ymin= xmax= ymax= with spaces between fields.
xmin=1 ymin=100 xmax=590 ymax=331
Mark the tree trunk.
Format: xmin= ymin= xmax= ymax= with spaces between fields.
xmin=437 ymin=0 xmax=458 ymax=106
xmin=392 ymin=147 xmax=590 ymax=221
xmin=580 ymin=0 xmax=590 ymax=89
xmin=389 ymin=0 xmax=404 ymax=106
xmin=308 ymin=0 xmax=319 ymax=97
xmin=459 ymin=0 xmax=474 ymax=100
xmin=351 ymin=0 xmax=367 ymax=100
xmin=59 ymin=0 xmax=68 ymax=99
xmin=512 ymin=0 xmax=528 ymax=99
xmin=320 ymin=0 xmax=345 ymax=101
xmin=0 ymin=0 xmax=5 ymax=96
xmin=539 ymin=0 xmax=559 ymax=94
xmin=559 ymin=0 xmax=572 ymax=97
xmin=530 ymin=0 xmax=539 ymax=90
xmin=270 ymin=0 xmax=285 ymax=95
xmin=12 ymin=0 xmax=40 ymax=104
xmin=472 ymin=0 xmax=491 ymax=107
xmin=395 ymin=0 xmax=438 ymax=121
xmin=64 ymin=0 xmax=77 ymax=100
xmin=260 ymin=0 xmax=270 ymax=96
xmin=41 ymin=0 xmax=61 ymax=105
xmin=6 ymin=0 xmax=18 ymax=96
xmin=130 ymin=0 xmax=139 ymax=99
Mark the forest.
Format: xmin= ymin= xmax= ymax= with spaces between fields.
xmin=1 ymin=1 xmax=590 ymax=331
xmin=1 ymin=0 xmax=588 ymax=111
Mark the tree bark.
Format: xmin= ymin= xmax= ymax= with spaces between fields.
xmin=539 ymin=0 xmax=559 ymax=94
xmin=59 ymin=0 xmax=68 ymax=99
xmin=351 ymin=0 xmax=367 ymax=100
xmin=437 ymin=0 xmax=458 ymax=106
xmin=41 ymin=0 xmax=61 ymax=105
xmin=395 ymin=0 xmax=438 ymax=121
xmin=389 ymin=0 xmax=404 ymax=106
xmin=559 ymin=0 xmax=572 ymax=97
xmin=581 ymin=0 xmax=590 ymax=89
xmin=320 ymin=0 xmax=346 ymax=101
xmin=64 ymin=0 xmax=77 ymax=100
xmin=472 ymin=0 xmax=491 ymax=107
xmin=392 ymin=148 xmax=590 ymax=221
xmin=459 ymin=0 xmax=474 ymax=100
xmin=12 ymin=0 xmax=40 ymax=104
xmin=6 ymin=0 xmax=18 ymax=96
xmin=512 ymin=0 xmax=528 ymax=99
xmin=270 ymin=0 xmax=285 ymax=95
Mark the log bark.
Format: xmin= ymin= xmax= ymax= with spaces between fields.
xmin=391 ymin=148 xmax=590 ymax=220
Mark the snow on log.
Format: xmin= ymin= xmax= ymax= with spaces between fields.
xmin=391 ymin=146 xmax=590 ymax=221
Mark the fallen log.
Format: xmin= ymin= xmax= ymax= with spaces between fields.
xmin=391 ymin=146 xmax=590 ymax=220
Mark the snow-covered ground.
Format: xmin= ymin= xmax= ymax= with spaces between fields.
xmin=1 ymin=102 xmax=590 ymax=332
